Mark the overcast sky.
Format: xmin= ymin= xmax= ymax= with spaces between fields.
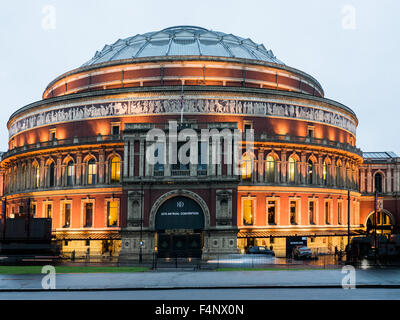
xmin=0 ymin=0 xmax=399 ymax=154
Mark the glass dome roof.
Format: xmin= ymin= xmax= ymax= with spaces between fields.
xmin=82 ymin=26 xmax=284 ymax=67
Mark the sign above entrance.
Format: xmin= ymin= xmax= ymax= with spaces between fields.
xmin=155 ymin=196 xmax=205 ymax=231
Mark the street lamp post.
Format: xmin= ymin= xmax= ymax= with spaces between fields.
xmin=139 ymin=178 xmax=143 ymax=263
xmin=347 ymin=189 xmax=351 ymax=263
xmin=374 ymin=189 xmax=378 ymax=264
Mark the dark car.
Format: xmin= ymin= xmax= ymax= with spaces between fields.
xmin=247 ymin=246 xmax=275 ymax=256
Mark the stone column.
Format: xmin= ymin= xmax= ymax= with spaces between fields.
xmin=129 ymin=139 xmax=135 ymax=177
xmin=317 ymin=155 xmax=322 ymax=185
xmin=301 ymin=153 xmax=307 ymax=184
xmin=360 ymin=167 xmax=365 ymax=192
xmin=387 ymin=166 xmax=392 ymax=193
xmin=258 ymin=148 xmax=264 ymax=182
xmin=99 ymin=149 xmax=105 ymax=184
xmin=39 ymin=157 xmax=45 ymax=188
xmin=139 ymin=139 xmax=144 ymax=177
xmin=367 ymin=166 xmax=372 ymax=193
xmin=76 ymin=153 xmax=82 ymax=185
xmin=281 ymin=150 xmax=287 ymax=183
xmin=123 ymin=140 xmax=129 ymax=178
xmin=57 ymin=156 xmax=62 ymax=187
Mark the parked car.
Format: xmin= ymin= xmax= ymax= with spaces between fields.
xmin=246 ymin=246 xmax=275 ymax=256
xmin=293 ymin=246 xmax=313 ymax=260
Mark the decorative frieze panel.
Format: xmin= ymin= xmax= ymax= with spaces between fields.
xmin=9 ymin=97 xmax=357 ymax=137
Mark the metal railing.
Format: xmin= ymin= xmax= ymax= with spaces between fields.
xmin=3 ymin=134 xmax=122 ymax=160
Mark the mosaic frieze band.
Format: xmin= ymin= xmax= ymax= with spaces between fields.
xmin=9 ymin=98 xmax=357 ymax=137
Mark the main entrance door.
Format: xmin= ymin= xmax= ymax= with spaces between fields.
xmin=158 ymin=233 xmax=202 ymax=258
xmin=155 ymin=196 xmax=204 ymax=258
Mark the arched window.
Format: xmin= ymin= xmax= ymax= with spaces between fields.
xmin=265 ymin=156 xmax=276 ymax=183
xmin=322 ymin=161 xmax=328 ymax=185
xmin=67 ymin=161 xmax=74 ymax=186
xmin=307 ymin=159 xmax=314 ymax=184
xmin=336 ymin=161 xmax=342 ymax=186
xmin=48 ymin=162 xmax=55 ymax=187
xmin=367 ymin=210 xmax=393 ymax=235
xmin=33 ymin=163 xmax=40 ymax=189
xmin=375 ymin=172 xmax=383 ymax=193
xmin=87 ymin=159 xmax=97 ymax=185
xmin=288 ymin=156 xmax=297 ymax=184
xmin=241 ymin=154 xmax=253 ymax=180
xmin=110 ymin=157 xmax=121 ymax=183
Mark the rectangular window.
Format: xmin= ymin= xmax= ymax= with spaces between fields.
xmin=267 ymin=200 xmax=276 ymax=225
xmin=112 ymin=125 xmax=120 ymax=136
xmin=243 ymin=199 xmax=254 ymax=226
xmin=31 ymin=203 xmax=37 ymax=217
xmin=307 ymin=126 xmax=315 ymax=138
xmin=325 ymin=201 xmax=330 ymax=225
xmin=309 ymin=201 xmax=315 ymax=225
xmin=290 ymin=200 xmax=297 ymax=225
xmin=84 ymin=202 xmax=93 ymax=227
xmin=64 ymin=203 xmax=71 ymax=228
xmin=107 ymin=201 xmax=118 ymax=227
xmin=87 ymin=161 xmax=97 ymax=185
xmin=46 ymin=204 xmax=52 ymax=218
xmin=49 ymin=129 xmax=56 ymax=141
xmin=338 ymin=202 xmax=343 ymax=225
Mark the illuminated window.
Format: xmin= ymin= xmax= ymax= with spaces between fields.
xmin=46 ymin=203 xmax=52 ymax=218
xmin=31 ymin=203 xmax=37 ymax=217
xmin=87 ymin=159 xmax=97 ymax=185
xmin=84 ymin=202 xmax=93 ymax=227
xmin=323 ymin=161 xmax=328 ymax=185
xmin=63 ymin=203 xmax=71 ymax=228
xmin=33 ymin=163 xmax=40 ymax=189
xmin=265 ymin=156 xmax=275 ymax=183
xmin=325 ymin=201 xmax=331 ymax=225
xmin=243 ymin=199 xmax=254 ymax=226
xmin=309 ymin=201 xmax=315 ymax=225
xmin=107 ymin=201 xmax=118 ymax=227
xmin=308 ymin=160 xmax=314 ymax=184
xmin=67 ymin=161 xmax=74 ymax=186
xmin=267 ymin=200 xmax=276 ymax=225
xmin=241 ymin=154 xmax=253 ymax=180
xmin=49 ymin=129 xmax=56 ymax=141
xmin=290 ymin=200 xmax=297 ymax=225
xmin=288 ymin=157 xmax=296 ymax=184
xmin=338 ymin=201 xmax=343 ymax=225
xmin=110 ymin=157 xmax=121 ymax=183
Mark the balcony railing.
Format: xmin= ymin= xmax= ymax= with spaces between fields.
xmin=2 ymin=134 xmax=122 ymax=160
xmin=171 ymin=169 xmax=190 ymax=176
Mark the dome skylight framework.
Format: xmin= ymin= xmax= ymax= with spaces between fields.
xmin=82 ymin=26 xmax=284 ymax=67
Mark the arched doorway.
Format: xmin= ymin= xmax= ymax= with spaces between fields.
xmin=366 ymin=210 xmax=394 ymax=235
xmin=155 ymin=196 xmax=205 ymax=258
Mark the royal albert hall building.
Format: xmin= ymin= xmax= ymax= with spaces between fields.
xmin=1 ymin=25 xmax=397 ymax=260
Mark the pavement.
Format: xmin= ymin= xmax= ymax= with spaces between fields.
xmin=1 ymin=268 xmax=400 ymax=291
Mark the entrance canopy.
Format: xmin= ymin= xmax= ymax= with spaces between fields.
xmin=155 ymin=196 xmax=204 ymax=231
